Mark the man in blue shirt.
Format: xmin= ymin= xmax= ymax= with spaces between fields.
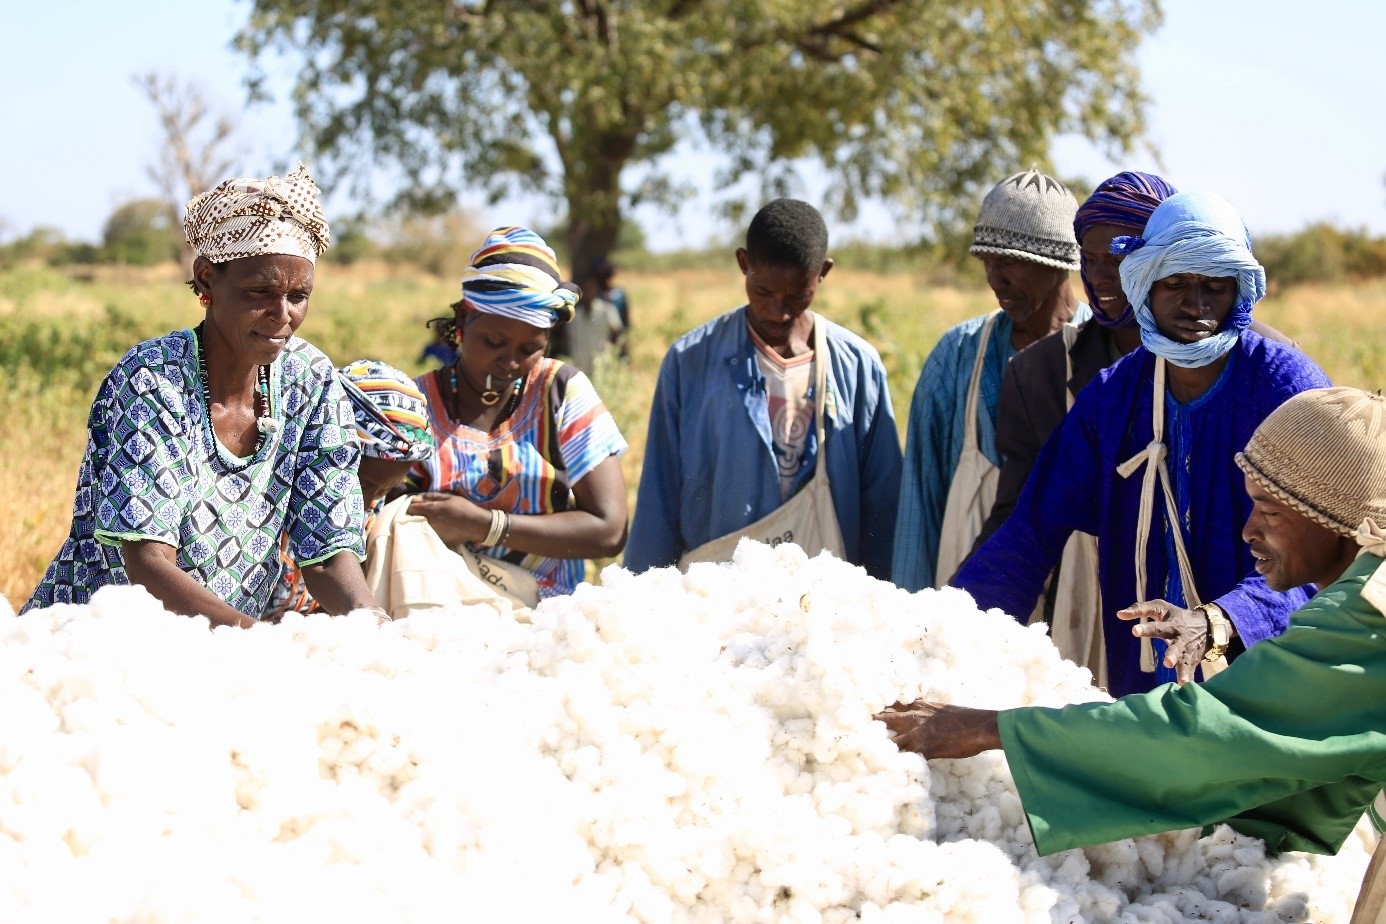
xmin=892 ymin=170 xmax=1088 ymax=592
xmin=626 ymin=199 xmax=901 ymax=578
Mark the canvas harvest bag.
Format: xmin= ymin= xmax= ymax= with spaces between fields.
xmin=678 ymin=316 xmax=845 ymax=567
xmin=1039 ymin=323 xmax=1108 ymax=687
xmin=364 ymin=495 xmax=539 ymax=619
xmin=936 ymin=311 xmax=1001 ymax=585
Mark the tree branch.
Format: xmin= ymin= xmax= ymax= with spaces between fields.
xmin=806 ymin=0 xmax=901 ymax=37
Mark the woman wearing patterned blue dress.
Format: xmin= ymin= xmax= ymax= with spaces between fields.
xmin=23 ymin=165 xmax=381 ymax=627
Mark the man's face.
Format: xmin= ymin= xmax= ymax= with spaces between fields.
xmin=1149 ymin=273 xmax=1239 ymax=343
xmin=1242 ymin=474 xmax=1351 ymax=591
xmin=976 ymin=254 xmax=1068 ymax=325
xmin=735 ymin=250 xmax=830 ymax=350
xmin=1080 ymin=224 xmax=1139 ymax=321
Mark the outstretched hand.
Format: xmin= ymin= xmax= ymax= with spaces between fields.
xmin=874 ymin=701 xmax=1002 ymax=759
xmin=1117 ymin=599 xmax=1207 ymax=685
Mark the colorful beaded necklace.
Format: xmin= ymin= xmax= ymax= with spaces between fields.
xmin=194 ymin=323 xmax=276 ymax=472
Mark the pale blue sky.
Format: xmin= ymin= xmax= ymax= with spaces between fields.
xmin=2 ymin=1 xmax=1382 ymax=251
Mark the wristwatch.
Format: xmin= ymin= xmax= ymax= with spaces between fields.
xmin=1196 ymin=602 xmax=1231 ymax=663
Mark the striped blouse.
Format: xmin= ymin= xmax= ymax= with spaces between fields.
xmin=408 ymin=359 xmax=627 ymax=598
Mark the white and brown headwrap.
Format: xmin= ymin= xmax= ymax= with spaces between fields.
xmin=183 ymin=163 xmax=331 ymax=264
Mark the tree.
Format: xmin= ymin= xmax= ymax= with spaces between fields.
xmin=238 ymin=0 xmax=1159 ymax=274
xmin=102 ymin=198 xmax=180 ymax=266
xmin=135 ymin=73 xmax=241 ymax=267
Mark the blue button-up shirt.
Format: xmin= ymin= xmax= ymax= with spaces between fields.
xmin=626 ymin=307 xmax=902 ymax=579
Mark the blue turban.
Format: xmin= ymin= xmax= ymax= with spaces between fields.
xmin=460 ymin=227 xmax=579 ymax=329
xmin=1073 ymin=171 xmax=1178 ymax=330
xmin=1115 ymin=191 xmax=1266 ymax=368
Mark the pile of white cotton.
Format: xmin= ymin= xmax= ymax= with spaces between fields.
xmin=0 ymin=542 xmax=1372 ymax=922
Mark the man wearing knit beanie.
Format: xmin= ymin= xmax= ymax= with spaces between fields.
xmin=880 ymin=386 xmax=1386 ymax=919
xmin=893 ymin=170 xmax=1089 ymax=592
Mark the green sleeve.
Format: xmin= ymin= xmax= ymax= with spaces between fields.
xmin=1000 ymin=555 xmax=1386 ymax=856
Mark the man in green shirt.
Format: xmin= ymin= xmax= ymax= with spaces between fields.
xmin=880 ymin=386 xmax=1386 ymax=915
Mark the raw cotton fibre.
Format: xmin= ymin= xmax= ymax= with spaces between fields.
xmin=2 ymin=542 xmax=1372 ymax=922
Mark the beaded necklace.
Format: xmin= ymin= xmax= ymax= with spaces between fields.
xmin=449 ymin=361 xmax=523 ymax=427
xmin=194 ymin=324 xmax=276 ymax=472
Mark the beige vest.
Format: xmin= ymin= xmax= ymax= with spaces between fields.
xmin=936 ymin=311 xmax=1001 ymax=584
xmin=679 ymin=316 xmax=845 ymax=567
xmin=1035 ymin=324 xmax=1107 ymax=688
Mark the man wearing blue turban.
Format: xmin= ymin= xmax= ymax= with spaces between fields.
xmin=954 ymin=191 xmax=1330 ymax=697
xmin=967 ymin=174 xmax=1294 ymax=687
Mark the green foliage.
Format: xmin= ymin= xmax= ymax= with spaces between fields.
xmin=101 ymin=198 xmax=180 ymax=266
xmin=0 ymin=228 xmax=97 ymax=268
xmin=1256 ymin=223 xmax=1386 ymax=288
xmin=238 ymin=0 xmax=1160 ymax=271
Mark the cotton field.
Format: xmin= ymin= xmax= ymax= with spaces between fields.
xmin=0 ymin=541 xmax=1372 ymax=922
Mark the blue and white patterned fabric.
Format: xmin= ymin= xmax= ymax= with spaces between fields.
xmin=24 ymin=330 xmax=365 ymax=617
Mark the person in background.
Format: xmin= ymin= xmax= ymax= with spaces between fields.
xmin=265 ymin=360 xmax=435 ymax=619
xmin=881 ymin=387 xmax=1386 ymax=922
xmin=560 ymin=267 xmax=626 ymax=374
xmin=22 ymin=165 xmax=380 ymax=626
xmin=590 ymin=256 xmax=629 ymax=328
xmin=420 ymin=321 xmax=460 ymax=368
xmin=626 ymin=198 xmax=901 ymax=579
xmin=406 ymin=227 xmax=629 ymax=600
xmin=953 ymin=191 xmax=1331 ymax=696
xmin=892 ymin=170 xmax=1089 ymax=593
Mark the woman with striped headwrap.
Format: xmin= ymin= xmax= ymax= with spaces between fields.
xmin=405 ymin=227 xmax=629 ymax=601
xmin=23 ymin=165 xmax=383 ymax=627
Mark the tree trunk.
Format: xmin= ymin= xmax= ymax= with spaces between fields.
xmin=563 ymin=128 xmax=638 ymax=282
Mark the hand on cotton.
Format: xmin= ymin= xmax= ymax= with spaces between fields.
xmin=408 ymin=492 xmax=491 ymax=547
xmin=1118 ymin=599 xmax=1208 ymax=685
xmin=875 ymin=701 xmax=1002 ymax=759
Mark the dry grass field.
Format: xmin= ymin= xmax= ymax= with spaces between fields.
xmin=2 ymin=260 xmax=1382 ymax=605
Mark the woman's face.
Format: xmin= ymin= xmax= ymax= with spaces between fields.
xmin=196 ymin=254 xmax=314 ymax=366
xmin=1148 ymin=272 xmax=1239 ymax=343
xmin=1080 ymin=224 xmax=1140 ymax=321
xmin=459 ymin=311 xmax=549 ymax=385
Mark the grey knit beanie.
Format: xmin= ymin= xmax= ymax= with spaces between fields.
xmin=970 ymin=170 xmax=1081 ymax=271
xmin=1235 ymin=387 xmax=1386 ymax=537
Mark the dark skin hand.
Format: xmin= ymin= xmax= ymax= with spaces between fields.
xmin=410 ymin=454 xmax=628 ymax=560
xmin=1117 ymin=599 xmax=1235 ymax=685
xmin=125 ymin=542 xmax=382 ymax=627
xmin=875 ymin=702 xmax=1002 ymax=759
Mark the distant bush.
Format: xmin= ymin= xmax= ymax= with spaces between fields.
xmin=101 ymin=199 xmax=180 ymax=266
xmin=1256 ymin=223 xmax=1386 ymax=288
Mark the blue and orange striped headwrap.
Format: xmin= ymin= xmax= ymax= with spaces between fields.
xmin=459 ymin=227 xmax=579 ymax=329
xmin=1073 ymin=171 xmax=1178 ymax=330
xmin=338 ymin=360 xmax=435 ymax=462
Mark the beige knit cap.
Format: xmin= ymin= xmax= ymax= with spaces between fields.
xmin=1235 ymin=387 xmax=1386 ymax=538
xmin=970 ymin=170 xmax=1080 ymax=271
